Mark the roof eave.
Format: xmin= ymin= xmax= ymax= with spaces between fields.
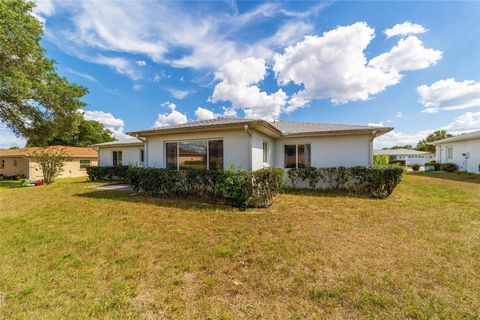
xmin=281 ymin=127 xmax=393 ymax=138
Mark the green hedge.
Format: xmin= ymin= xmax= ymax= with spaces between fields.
xmin=373 ymin=154 xmax=389 ymax=166
xmin=87 ymin=166 xmax=284 ymax=208
xmin=440 ymin=163 xmax=458 ymax=172
xmin=287 ymin=166 xmax=403 ymax=199
xmin=86 ymin=166 xmax=129 ymax=181
xmin=425 ymin=161 xmax=441 ymax=171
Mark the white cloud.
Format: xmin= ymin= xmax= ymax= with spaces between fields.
xmin=441 ymin=111 xmax=480 ymax=134
xmin=417 ymin=79 xmax=480 ymax=113
xmin=395 ymin=112 xmax=403 ymax=118
xmin=65 ymin=68 xmax=97 ymax=82
xmin=368 ymin=120 xmax=392 ymax=127
xmin=136 ymin=60 xmax=147 ymax=66
xmin=82 ymin=110 xmax=128 ymax=139
xmin=273 ymin=22 xmax=402 ymax=109
xmin=92 ymin=55 xmax=141 ymax=80
xmin=133 ymin=84 xmax=143 ymax=91
xmin=222 ymin=106 xmax=237 ymax=117
xmin=166 ymin=88 xmax=193 ymax=100
xmin=194 ymin=107 xmax=216 ymax=121
xmin=32 ymin=0 xmax=55 ymax=24
xmin=374 ymin=111 xmax=480 ymax=148
xmin=153 ymin=102 xmax=188 ymax=127
xmin=210 ymin=57 xmax=287 ymax=121
xmin=153 ymin=71 xmax=171 ymax=82
xmin=369 ymin=36 xmax=442 ymax=72
xmin=0 ymin=123 xmax=26 ymax=149
xmin=384 ymin=22 xmax=427 ymax=38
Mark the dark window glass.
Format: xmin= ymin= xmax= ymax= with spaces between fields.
xmin=140 ymin=149 xmax=144 ymax=163
xmin=1 ymin=159 xmax=4 ymax=169
xmin=284 ymin=145 xmax=296 ymax=168
xmin=80 ymin=159 xmax=91 ymax=168
xmin=263 ymin=142 xmax=268 ymax=163
xmin=208 ymin=140 xmax=224 ymax=170
xmin=112 ymin=151 xmax=122 ymax=166
xmin=166 ymin=143 xmax=177 ymax=169
xmin=179 ymin=141 xmax=207 ymax=170
xmin=298 ymin=144 xmax=311 ymax=168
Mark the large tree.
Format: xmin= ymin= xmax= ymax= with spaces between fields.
xmin=416 ymin=130 xmax=453 ymax=153
xmin=0 ymin=1 xmax=100 ymax=146
xmin=26 ymin=118 xmax=115 ymax=147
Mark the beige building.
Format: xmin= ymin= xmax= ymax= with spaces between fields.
xmin=0 ymin=146 xmax=98 ymax=180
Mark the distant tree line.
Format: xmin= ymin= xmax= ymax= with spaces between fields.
xmin=383 ymin=130 xmax=453 ymax=153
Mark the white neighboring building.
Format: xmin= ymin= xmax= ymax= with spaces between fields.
xmin=94 ymin=138 xmax=145 ymax=167
xmin=374 ymin=148 xmax=434 ymax=165
xmin=431 ymin=130 xmax=480 ymax=173
xmin=94 ymin=118 xmax=392 ymax=170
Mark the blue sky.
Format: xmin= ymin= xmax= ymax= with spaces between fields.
xmin=2 ymin=0 xmax=480 ymax=148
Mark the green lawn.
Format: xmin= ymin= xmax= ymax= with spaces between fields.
xmin=1 ymin=174 xmax=479 ymax=319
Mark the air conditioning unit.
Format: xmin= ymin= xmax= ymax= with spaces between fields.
xmin=462 ymin=152 xmax=470 ymax=158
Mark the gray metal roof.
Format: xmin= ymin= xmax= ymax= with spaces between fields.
xmin=91 ymin=138 xmax=144 ymax=147
xmin=269 ymin=121 xmax=388 ymax=135
xmin=431 ymin=130 xmax=480 ymax=145
xmin=128 ymin=117 xmax=392 ymax=138
xmin=374 ymin=148 xmax=433 ymax=156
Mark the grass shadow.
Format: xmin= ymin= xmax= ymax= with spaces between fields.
xmin=409 ymin=172 xmax=480 ymax=185
xmin=281 ymin=188 xmax=377 ymax=200
xmin=74 ymin=189 xmax=239 ymax=212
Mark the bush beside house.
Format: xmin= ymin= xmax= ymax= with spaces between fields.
xmin=373 ymin=154 xmax=389 ymax=166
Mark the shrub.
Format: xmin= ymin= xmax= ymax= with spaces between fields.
xmin=287 ymin=166 xmax=403 ymax=199
xmin=374 ymin=154 xmax=389 ymax=166
xmin=441 ymin=163 xmax=457 ymax=173
xmin=27 ymin=147 xmax=71 ymax=184
xmin=86 ymin=166 xmax=129 ymax=181
xmin=425 ymin=161 xmax=441 ymax=171
xmin=389 ymin=160 xmax=406 ymax=167
xmin=109 ymin=166 xmax=284 ymax=208
xmin=411 ymin=164 xmax=420 ymax=171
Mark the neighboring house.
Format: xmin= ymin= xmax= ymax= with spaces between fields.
xmin=94 ymin=118 xmax=391 ymax=170
xmin=431 ymin=130 xmax=480 ymax=173
xmin=0 ymin=146 xmax=98 ymax=180
xmin=374 ymin=148 xmax=434 ymax=165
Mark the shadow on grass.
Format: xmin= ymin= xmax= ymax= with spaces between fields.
xmin=409 ymin=172 xmax=480 ymax=185
xmin=74 ymin=189 xmax=238 ymax=212
xmin=282 ymin=188 xmax=376 ymax=200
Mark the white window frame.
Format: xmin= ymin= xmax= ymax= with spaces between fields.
xmin=283 ymin=143 xmax=312 ymax=169
xmin=262 ymin=141 xmax=268 ymax=163
xmin=165 ymin=138 xmax=224 ymax=170
xmin=112 ymin=150 xmax=123 ymax=166
xmin=79 ymin=159 xmax=91 ymax=169
xmin=446 ymin=146 xmax=453 ymax=160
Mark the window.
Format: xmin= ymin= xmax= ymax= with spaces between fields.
xmin=262 ymin=141 xmax=268 ymax=163
xmin=13 ymin=159 xmax=17 ymax=167
xmin=284 ymin=144 xmax=311 ymax=169
xmin=0 ymin=159 xmax=4 ymax=169
xmin=139 ymin=149 xmax=145 ymax=163
xmin=166 ymin=140 xmax=223 ymax=170
xmin=80 ymin=159 xmax=91 ymax=169
xmin=112 ymin=151 xmax=123 ymax=166
xmin=447 ymin=147 xmax=453 ymax=160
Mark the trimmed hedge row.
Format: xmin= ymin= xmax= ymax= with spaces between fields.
xmin=87 ymin=166 xmax=284 ymax=208
xmin=425 ymin=161 xmax=458 ymax=172
xmin=286 ymin=166 xmax=404 ymax=199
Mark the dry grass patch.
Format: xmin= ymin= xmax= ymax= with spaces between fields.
xmin=0 ymin=174 xmax=479 ymax=319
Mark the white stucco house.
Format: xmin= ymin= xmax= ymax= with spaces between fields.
xmin=431 ymin=130 xmax=480 ymax=173
xmin=93 ymin=118 xmax=391 ymax=170
xmin=373 ymin=148 xmax=434 ymax=165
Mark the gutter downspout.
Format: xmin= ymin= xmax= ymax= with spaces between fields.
xmin=135 ymin=135 xmax=147 ymax=167
xmin=244 ymin=124 xmax=252 ymax=171
xmin=369 ymin=131 xmax=377 ymax=166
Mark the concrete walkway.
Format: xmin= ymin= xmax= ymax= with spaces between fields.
xmin=93 ymin=184 xmax=133 ymax=191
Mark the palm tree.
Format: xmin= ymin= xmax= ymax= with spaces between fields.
xmin=416 ymin=130 xmax=453 ymax=153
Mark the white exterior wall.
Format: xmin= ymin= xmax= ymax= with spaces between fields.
xmin=250 ymin=129 xmax=275 ymax=170
xmin=146 ymin=129 xmax=251 ymax=170
xmin=98 ymin=146 xmax=144 ymax=167
xmin=436 ymin=139 xmax=480 ymax=173
xmin=275 ymin=134 xmax=372 ymax=168
xmin=392 ymin=154 xmax=434 ymax=165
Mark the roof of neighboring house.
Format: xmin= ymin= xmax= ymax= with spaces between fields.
xmin=430 ymin=130 xmax=480 ymax=145
xmin=0 ymin=146 xmax=98 ymax=158
xmin=374 ymin=148 xmax=433 ymax=156
xmin=127 ymin=117 xmax=392 ymax=138
xmin=91 ymin=138 xmax=144 ymax=147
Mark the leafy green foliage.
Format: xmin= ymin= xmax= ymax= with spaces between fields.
xmin=425 ymin=161 xmax=441 ymax=171
xmin=87 ymin=166 xmax=285 ymax=208
xmin=411 ymin=164 xmax=420 ymax=171
xmin=27 ymin=147 xmax=71 ymax=184
xmin=287 ymin=166 xmax=404 ymax=199
xmin=374 ymin=154 xmax=389 ymax=166
xmin=382 ymin=145 xmax=413 ymax=150
xmin=440 ymin=163 xmax=458 ymax=173
xmin=389 ymin=160 xmax=406 ymax=167
xmin=0 ymin=0 xmax=90 ymax=145
xmin=416 ymin=130 xmax=453 ymax=153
